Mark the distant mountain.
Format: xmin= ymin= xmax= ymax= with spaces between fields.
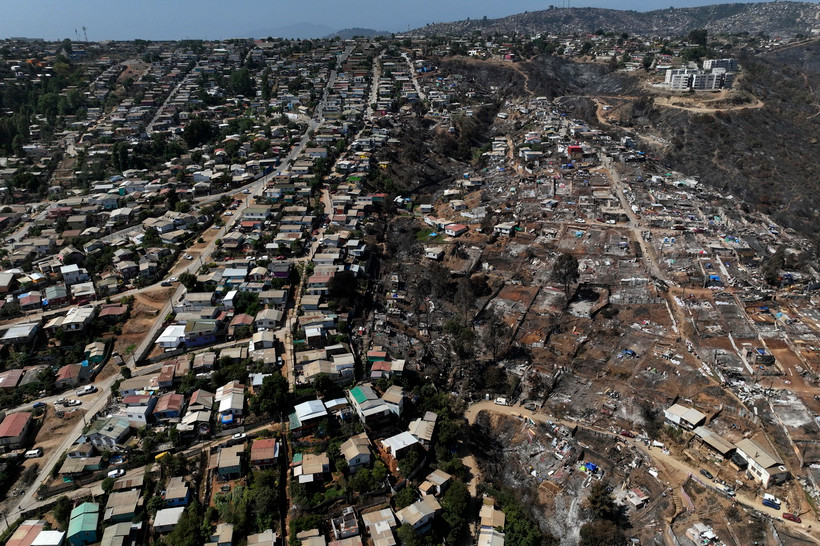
xmin=246 ymin=22 xmax=336 ymax=39
xmin=410 ymin=2 xmax=820 ymax=38
xmin=324 ymin=28 xmax=391 ymax=40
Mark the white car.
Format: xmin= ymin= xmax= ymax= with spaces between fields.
xmin=184 ymin=254 xmax=193 ymax=260
xmin=107 ymin=469 xmax=125 ymax=479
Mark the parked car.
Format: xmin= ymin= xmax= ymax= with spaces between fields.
xmin=783 ymin=513 xmax=801 ymax=523
xmin=160 ymin=281 xmax=172 ymax=287
xmin=32 ymin=402 xmax=46 ymax=409
xmin=699 ymin=469 xmax=713 ymax=480
xmin=24 ymin=448 xmax=43 ymax=459
xmin=65 ymin=399 xmax=82 ymax=407
xmin=107 ymin=469 xmax=125 ymax=479
xmin=184 ymin=254 xmax=193 ymax=260
xmin=76 ymin=385 xmax=97 ymax=396
xmin=231 ymin=433 xmax=247 ymax=441
xmin=762 ymin=493 xmax=781 ymax=509
xmin=55 ymin=398 xmax=67 ymax=406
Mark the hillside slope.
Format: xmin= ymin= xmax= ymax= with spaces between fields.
xmin=649 ymin=40 xmax=820 ymax=238
xmin=412 ymin=2 xmax=820 ymax=38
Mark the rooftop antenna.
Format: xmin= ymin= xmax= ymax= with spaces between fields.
xmin=83 ymin=26 xmax=88 ymax=42
xmin=74 ymin=28 xmax=79 ymax=41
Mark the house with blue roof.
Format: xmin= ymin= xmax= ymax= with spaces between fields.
xmin=67 ymin=502 xmax=99 ymax=546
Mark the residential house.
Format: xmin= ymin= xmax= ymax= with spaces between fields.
xmin=208 ymin=523 xmax=234 ymax=546
xmin=216 ymin=445 xmax=244 ymax=479
xmin=100 ymin=522 xmax=137 ymax=546
xmin=44 ymin=283 xmax=70 ymax=306
xmin=348 ymin=385 xmax=391 ymax=428
xmin=164 ymin=476 xmax=192 ymax=507
xmin=250 ymin=330 xmax=276 ymax=349
xmin=247 ymin=530 xmax=278 ymax=546
xmin=663 ymin=404 xmax=706 ymax=430
xmin=380 ymin=432 xmax=420 ymax=465
xmin=361 ymin=509 xmax=397 ymax=546
xmin=154 ymin=507 xmax=185 ymax=534
xmin=184 ymin=319 xmax=221 ymax=348
xmin=60 ymin=264 xmax=90 ymax=286
xmin=67 ymin=502 xmax=99 ymax=546
xmin=395 ymin=496 xmax=440 ymax=534
xmin=255 ymin=308 xmax=283 ymax=330
xmin=70 ymin=282 xmax=97 ymax=304
xmin=55 ymin=364 xmax=85 ymax=389
xmin=419 ymin=469 xmax=451 ymax=497
xmin=444 ymin=224 xmax=467 ymax=237
xmin=340 ymin=433 xmax=371 ymax=474
xmin=103 ymin=489 xmax=142 ymax=524
xmin=153 ymin=393 xmax=185 ymax=421
xmin=381 ymin=386 xmax=405 ymax=417
xmin=229 ymin=313 xmax=254 ymax=337
xmin=1 ymin=323 xmax=39 ymax=345
xmin=331 ymin=507 xmax=359 ymax=541
xmin=0 ymin=412 xmax=32 ymax=450
xmin=215 ymin=381 xmax=245 ymax=426
xmin=289 ymin=399 xmax=328 ymax=435
xmin=188 ymin=389 xmax=215 ymax=412
xmin=259 ymin=289 xmax=288 ymax=309
xmin=250 ymin=438 xmax=280 ymax=469
xmin=84 ymin=341 xmax=107 ymax=364
xmin=123 ymin=394 xmax=157 ymax=425
xmin=408 ymin=411 xmax=437 ymax=447
xmin=424 ymin=247 xmax=444 ymax=261
xmin=86 ymin=416 xmax=131 ymax=450
xmin=734 ymin=438 xmax=790 ymax=488
xmin=0 ymin=369 xmax=25 ymax=391
xmin=294 ymin=452 xmax=330 ymax=484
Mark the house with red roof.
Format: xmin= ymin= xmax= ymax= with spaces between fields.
xmin=0 ymin=412 xmax=32 ymax=450
xmin=250 ymin=438 xmax=280 ymax=469
xmin=153 ymin=393 xmax=185 ymax=422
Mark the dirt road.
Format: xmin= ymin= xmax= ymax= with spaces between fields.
xmin=463 ymin=400 xmax=818 ymax=541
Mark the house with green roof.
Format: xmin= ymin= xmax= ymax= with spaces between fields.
xmin=68 ymin=502 xmax=99 ymax=546
xmin=348 ymin=384 xmax=392 ymax=428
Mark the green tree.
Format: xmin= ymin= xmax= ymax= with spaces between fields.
xmin=579 ymin=520 xmax=625 ymax=545
xmin=183 ymin=117 xmax=215 ymax=148
xmin=395 ymin=485 xmax=417 ymax=509
xmin=163 ymin=502 xmax=204 ymax=546
xmin=440 ymin=481 xmax=470 ymax=543
xmin=327 ymin=270 xmax=358 ymax=308
xmin=552 ymin=252 xmax=579 ymax=299
xmin=586 ymin=481 xmax=619 ymax=522
xmin=179 ymin=272 xmax=197 ymax=291
xmin=53 ymin=496 xmax=72 ymax=529
xmin=143 ymin=227 xmax=161 ymax=247
xmin=761 ymin=245 xmax=785 ymax=286
xmin=101 ymin=477 xmax=116 ymax=493
xmin=688 ymin=28 xmax=708 ymax=46
xmin=250 ymin=373 xmax=289 ymax=417
xmin=396 ymin=523 xmax=425 ymax=546
xmin=228 ymin=68 xmax=255 ymax=96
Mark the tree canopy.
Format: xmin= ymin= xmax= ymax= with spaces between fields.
xmin=552 ymin=252 xmax=579 ymax=299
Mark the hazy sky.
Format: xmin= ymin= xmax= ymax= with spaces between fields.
xmin=0 ymin=0 xmax=805 ymax=40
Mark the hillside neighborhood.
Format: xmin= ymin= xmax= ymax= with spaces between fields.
xmin=0 ymin=18 xmax=819 ymax=546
